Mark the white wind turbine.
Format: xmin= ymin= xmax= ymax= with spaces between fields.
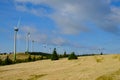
xmin=14 ymin=18 xmax=21 ymax=62
xmin=26 ymin=32 xmax=30 ymax=53
xmin=32 ymin=40 xmax=35 ymax=52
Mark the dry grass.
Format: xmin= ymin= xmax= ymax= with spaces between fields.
xmin=96 ymin=69 xmax=120 ymax=80
xmin=112 ymin=54 xmax=120 ymax=61
xmin=0 ymin=53 xmax=41 ymax=61
xmin=0 ymin=54 xmax=120 ymax=80
xmin=28 ymin=74 xmax=47 ymax=80
xmin=94 ymin=55 xmax=104 ymax=63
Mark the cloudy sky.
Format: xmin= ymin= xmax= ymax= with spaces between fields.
xmin=1 ymin=0 xmax=120 ymax=54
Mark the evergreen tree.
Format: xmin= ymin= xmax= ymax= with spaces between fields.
xmin=51 ymin=48 xmax=59 ymax=60
xmin=68 ymin=52 xmax=78 ymax=60
xmin=63 ymin=51 xmax=67 ymax=57
xmin=100 ymin=52 xmax=103 ymax=55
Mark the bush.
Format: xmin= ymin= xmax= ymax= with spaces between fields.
xmin=28 ymin=54 xmax=32 ymax=62
xmin=32 ymin=55 xmax=36 ymax=61
xmin=63 ymin=51 xmax=68 ymax=57
xmin=51 ymin=48 xmax=59 ymax=60
xmin=94 ymin=56 xmax=104 ymax=63
xmin=68 ymin=52 xmax=78 ymax=60
xmin=16 ymin=59 xmax=25 ymax=63
xmin=100 ymin=52 xmax=103 ymax=55
xmin=96 ymin=75 xmax=113 ymax=80
xmin=40 ymin=56 xmax=43 ymax=60
xmin=59 ymin=54 xmax=63 ymax=58
xmin=3 ymin=55 xmax=13 ymax=65
xmin=0 ymin=57 xmax=3 ymax=65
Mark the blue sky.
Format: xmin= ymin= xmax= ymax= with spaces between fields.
xmin=1 ymin=0 xmax=120 ymax=54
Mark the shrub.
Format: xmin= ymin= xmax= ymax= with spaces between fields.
xmin=40 ymin=56 xmax=43 ymax=60
xmin=100 ymin=52 xmax=103 ymax=55
xmin=68 ymin=52 xmax=78 ymax=60
xmin=16 ymin=59 xmax=25 ymax=63
xmin=0 ymin=57 xmax=3 ymax=65
xmin=96 ymin=75 xmax=113 ymax=80
xmin=32 ymin=55 xmax=36 ymax=61
xmin=3 ymin=55 xmax=13 ymax=65
xmin=28 ymin=54 xmax=32 ymax=62
xmin=63 ymin=51 xmax=68 ymax=57
xmin=96 ymin=58 xmax=103 ymax=63
xmin=59 ymin=54 xmax=63 ymax=58
xmin=36 ymin=56 xmax=44 ymax=60
xmin=51 ymin=48 xmax=59 ymax=60
xmin=94 ymin=56 xmax=104 ymax=63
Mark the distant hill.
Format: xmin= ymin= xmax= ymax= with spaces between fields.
xmin=0 ymin=52 xmax=51 ymax=61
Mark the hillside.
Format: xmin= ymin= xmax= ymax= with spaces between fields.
xmin=0 ymin=54 xmax=120 ymax=80
xmin=0 ymin=52 xmax=51 ymax=61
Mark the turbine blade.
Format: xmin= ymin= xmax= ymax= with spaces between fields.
xmin=17 ymin=17 xmax=21 ymax=28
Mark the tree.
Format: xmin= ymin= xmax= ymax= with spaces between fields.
xmin=63 ymin=51 xmax=67 ymax=57
xmin=68 ymin=52 xmax=78 ymax=60
xmin=28 ymin=54 xmax=32 ymax=61
xmin=3 ymin=55 xmax=13 ymax=65
xmin=100 ymin=52 xmax=103 ymax=55
xmin=0 ymin=57 xmax=2 ymax=65
xmin=51 ymin=48 xmax=59 ymax=60
xmin=40 ymin=56 xmax=44 ymax=60
xmin=32 ymin=55 xmax=36 ymax=61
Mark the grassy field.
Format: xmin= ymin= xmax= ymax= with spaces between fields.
xmin=0 ymin=53 xmax=42 ymax=61
xmin=0 ymin=54 xmax=120 ymax=80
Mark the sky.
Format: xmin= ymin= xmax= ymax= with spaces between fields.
xmin=1 ymin=0 xmax=120 ymax=54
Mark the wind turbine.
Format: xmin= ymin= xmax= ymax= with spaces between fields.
xmin=14 ymin=18 xmax=21 ymax=62
xmin=26 ymin=32 xmax=30 ymax=53
xmin=32 ymin=40 xmax=35 ymax=52
xmin=43 ymin=43 xmax=46 ymax=53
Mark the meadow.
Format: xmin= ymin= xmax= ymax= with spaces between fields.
xmin=0 ymin=54 xmax=120 ymax=80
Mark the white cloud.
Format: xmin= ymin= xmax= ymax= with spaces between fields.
xmin=15 ymin=4 xmax=27 ymax=12
xmin=51 ymin=37 xmax=68 ymax=45
xmin=19 ymin=26 xmax=47 ymax=43
xmin=109 ymin=6 xmax=120 ymax=23
xmin=21 ymin=26 xmax=37 ymax=33
xmin=14 ymin=0 xmax=120 ymax=35
xmin=19 ymin=26 xmax=68 ymax=46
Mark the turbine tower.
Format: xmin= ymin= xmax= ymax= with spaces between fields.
xmin=14 ymin=27 xmax=19 ymax=62
xmin=26 ymin=32 xmax=30 ymax=53
xmin=32 ymin=40 xmax=34 ymax=52
xmin=14 ymin=17 xmax=21 ymax=62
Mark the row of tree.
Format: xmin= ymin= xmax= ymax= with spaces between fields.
xmin=0 ymin=48 xmax=78 ymax=66
xmin=0 ymin=55 xmax=44 ymax=65
xmin=51 ymin=48 xmax=78 ymax=60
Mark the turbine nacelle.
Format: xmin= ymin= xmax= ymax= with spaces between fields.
xmin=14 ymin=27 xmax=19 ymax=31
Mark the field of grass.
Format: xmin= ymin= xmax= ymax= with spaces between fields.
xmin=0 ymin=53 xmax=41 ymax=61
xmin=0 ymin=54 xmax=120 ymax=80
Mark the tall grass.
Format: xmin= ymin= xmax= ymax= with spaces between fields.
xmin=96 ymin=69 xmax=120 ymax=80
xmin=112 ymin=55 xmax=120 ymax=61
xmin=94 ymin=56 xmax=104 ymax=63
